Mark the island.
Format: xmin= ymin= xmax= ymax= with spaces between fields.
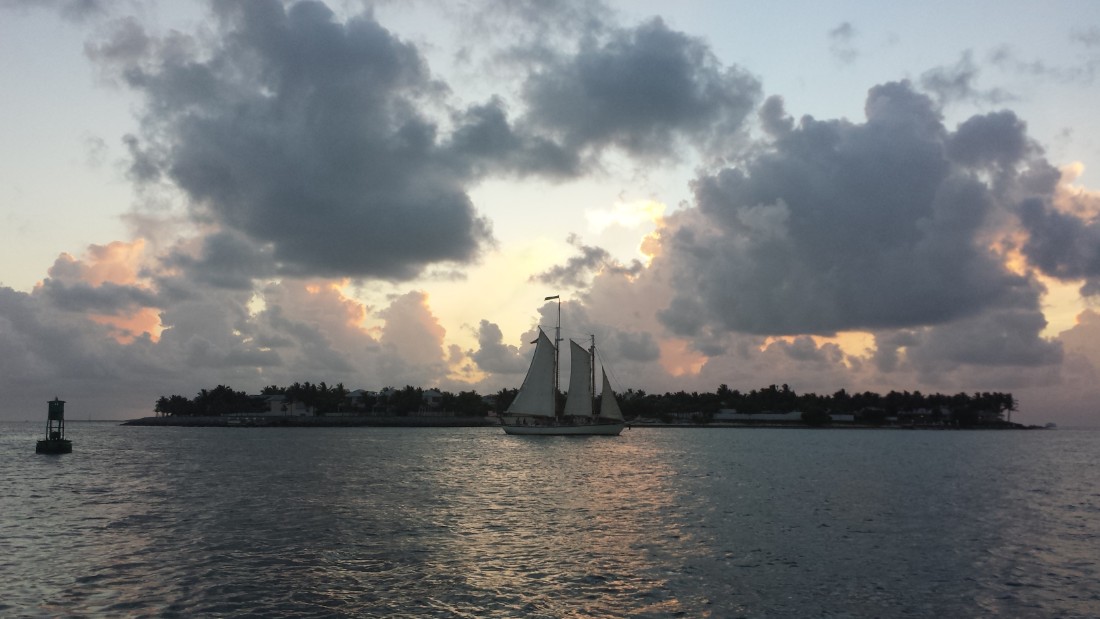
xmin=124 ymin=382 xmax=1035 ymax=429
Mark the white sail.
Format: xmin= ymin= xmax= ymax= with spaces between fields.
xmin=563 ymin=340 xmax=593 ymax=417
xmin=599 ymin=369 xmax=624 ymax=420
xmin=500 ymin=299 xmax=625 ymax=436
xmin=505 ymin=329 xmax=557 ymax=418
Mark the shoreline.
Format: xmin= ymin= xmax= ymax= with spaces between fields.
xmin=122 ymin=416 xmax=1041 ymax=430
xmin=122 ymin=415 xmax=500 ymax=428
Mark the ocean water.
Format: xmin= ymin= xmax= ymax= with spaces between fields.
xmin=1 ymin=422 xmax=1098 ymax=618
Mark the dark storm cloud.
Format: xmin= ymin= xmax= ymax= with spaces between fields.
xmin=444 ymin=98 xmax=580 ymax=178
xmin=162 ymin=232 xmax=276 ymax=291
xmin=532 ymin=235 xmax=642 ymax=287
xmin=100 ymin=0 xmax=492 ymax=280
xmin=906 ymin=308 xmax=1062 ymax=370
xmin=1018 ymin=198 xmax=1100 ymax=286
xmin=660 ymin=80 xmax=1042 ymax=336
xmin=947 ymin=110 xmax=1030 ymax=169
xmin=518 ymin=17 xmax=761 ymax=161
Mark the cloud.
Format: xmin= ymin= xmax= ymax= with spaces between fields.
xmin=0 ymin=284 xmax=172 ymax=419
xmin=518 ymin=16 xmax=761 ymax=161
xmin=37 ymin=278 xmax=160 ymax=315
xmin=0 ymin=0 xmax=108 ymax=22
xmin=531 ymin=234 xmax=642 ymax=287
xmin=657 ymin=80 xmax=1046 ymax=337
xmin=772 ymin=335 xmax=844 ymax=364
xmin=919 ymin=51 xmax=1013 ymax=106
xmin=947 ymin=109 xmax=1031 ymax=169
xmin=83 ymin=15 xmax=151 ymax=68
xmin=1057 ymin=309 xmax=1100 ymax=384
xmin=870 ymin=330 xmax=919 ymax=373
xmin=526 ymin=295 xmax=663 ymax=384
xmin=604 ymin=329 xmax=660 ymax=362
xmin=1072 ymin=27 xmax=1100 ymax=48
xmin=904 ymin=307 xmax=1062 ymax=373
xmin=828 ymin=22 xmax=858 ymax=64
xmin=94 ymin=1 xmax=493 ymax=280
xmin=378 ymin=290 xmax=448 ymax=372
xmin=989 ymin=44 xmax=1099 ymax=85
xmin=1009 ymin=309 xmax=1100 ymax=425
xmin=81 ymin=2 xmax=763 ymax=288
xmin=443 ymin=97 xmax=580 ymax=178
xmin=1018 ymin=197 xmax=1100 ymax=290
xmin=468 ymin=319 xmax=529 ymax=374
xmin=0 ymin=286 xmax=140 ymax=382
xmin=35 ymin=242 xmax=163 ymax=342
xmin=759 ymin=95 xmax=794 ymax=138
xmin=161 ymin=231 xmax=276 ymax=291
xmin=585 ymin=198 xmax=666 ymax=233
xmin=1008 ymin=161 xmax=1100 ymax=299
xmin=155 ymin=283 xmax=284 ymax=373
xmin=461 ymin=0 xmax=612 ymax=45
xmin=0 ymin=262 xmax=475 ymax=418
xmin=46 ymin=240 xmax=149 ymax=286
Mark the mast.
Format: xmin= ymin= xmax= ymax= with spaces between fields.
xmin=545 ymin=295 xmax=561 ymax=418
xmin=589 ymin=335 xmax=596 ymax=417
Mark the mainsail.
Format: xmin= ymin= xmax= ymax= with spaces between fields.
xmin=505 ymin=328 xmax=557 ymax=418
xmin=563 ymin=340 xmax=593 ymax=417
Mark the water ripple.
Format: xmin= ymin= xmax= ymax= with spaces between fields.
xmin=2 ymin=423 xmax=1099 ymax=617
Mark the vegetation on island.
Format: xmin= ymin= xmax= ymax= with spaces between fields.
xmin=154 ymin=381 xmax=1018 ymax=428
xmin=154 ymin=382 xmax=494 ymax=417
xmin=618 ymin=384 xmax=1017 ymax=427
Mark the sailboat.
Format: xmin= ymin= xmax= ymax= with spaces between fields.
xmin=500 ymin=297 xmax=625 ymax=436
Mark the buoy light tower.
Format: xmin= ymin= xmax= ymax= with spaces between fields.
xmin=36 ymin=397 xmax=72 ymax=454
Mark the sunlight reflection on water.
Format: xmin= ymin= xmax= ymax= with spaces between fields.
xmin=2 ymin=423 xmax=1098 ymax=617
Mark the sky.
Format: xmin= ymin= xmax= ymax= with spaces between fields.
xmin=2 ymin=0 xmax=1100 ymax=425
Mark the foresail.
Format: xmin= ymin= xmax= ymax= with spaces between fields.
xmin=505 ymin=329 xmax=557 ymax=417
xmin=599 ymin=369 xmax=624 ymax=420
xmin=563 ymin=340 xmax=593 ymax=417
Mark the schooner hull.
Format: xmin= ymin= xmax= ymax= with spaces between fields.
xmin=501 ymin=421 xmax=625 ymax=436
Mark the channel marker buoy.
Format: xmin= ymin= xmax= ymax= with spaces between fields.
xmin=36 ymin=397 xmax=72 ymax=454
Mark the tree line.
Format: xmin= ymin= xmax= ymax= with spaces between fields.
xmin=616 ymin=384 xmax=1016 ymax=426
xmin=155 ymin=381 xmax=1016 ymax=425
xmin=154 ymin=382 xmax=497 ymax=417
